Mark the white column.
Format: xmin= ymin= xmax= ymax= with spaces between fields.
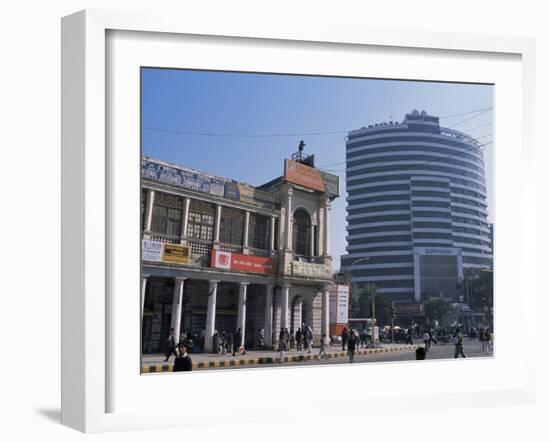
xmin=214 ymin=205 xmax=222 ymax=243
xmin=237 ymin=282 xmax=249 ymax=348
xmin=140 ymin=276 xmax=148 ymax=321
xmin=281 ymin=285 xmax=290 ymax=330
xmin=285 ymin=189 xmax=293 ymax=250
xmin=269 ymin=216 xmax=276 ymax=251
xmin=310 ymin=225 xmax=316 ymax=257
xmin=171 ymin=277 xmax=186 ymax=344
xmin=414 ymin=251 xmax=421 ymax=302
xmin=243 ymin=210 xmax=250 ymax=249
xmin=144 ymin=188 xmax=155 ymax=232
xmin=317 ymin=205 xmax=324 ymax=257
xmin=180 ymin=197 xmax=190 ymax=243
xmin=323 ymin=200 xmax=331 ymax=256
xmin=205 ymin=280 xmax=219 ymax=352
xmin=322 ymin=286 xmax=330 ymax=344
xmin=264 ymin=285 xmax=274 ymax=348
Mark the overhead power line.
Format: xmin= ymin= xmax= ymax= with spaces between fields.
xmin=142 ymin=125 xmax=349 ymax=138
xmin=142 ymin=106 xmax=493 ymax=139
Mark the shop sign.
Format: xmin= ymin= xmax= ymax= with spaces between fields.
xmin=223 ymin=181 xmax=240 ymax=200
xmin=162 ymin=243 xmax=190 ymax=264
xmin=283 ymin=159 xmax=325 ymax=192
xmin=211 ymin=249 xmax=276 ymax=275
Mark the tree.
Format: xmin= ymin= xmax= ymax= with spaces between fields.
xmin=465 ymin=269 xmax=493 ymax=312
xmin=358 ymin=283 xmax=377 ymax=318
xmin=423 ymin=297 xmax=453 ymax=326
xmin=370 ymin=293 xmax=393 ymax=327
xmin=349 ymin=284 xmax=361 ymax=317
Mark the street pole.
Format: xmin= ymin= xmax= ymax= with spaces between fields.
xmin=348 ymin=256 xmax=370 ymax=318
xmin=372 ymin=295 xmax=376 ymax=344
xmin=391 ymin=302 xmax=395 ymax=343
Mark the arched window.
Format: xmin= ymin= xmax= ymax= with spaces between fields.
xmin=292 ymin=208 xmax=311 ymax=257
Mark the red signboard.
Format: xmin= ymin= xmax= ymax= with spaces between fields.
xmin=211 ymin=249 xmax=276 ymax=275
xmin=283 ymin=159 xmax=325 ymax=192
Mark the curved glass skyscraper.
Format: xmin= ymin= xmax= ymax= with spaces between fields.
xmin=341 ymin=110 xmax=492 ymax=303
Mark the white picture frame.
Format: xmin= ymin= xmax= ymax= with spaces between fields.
xmin=61 ymin=9 xmax=537 ymax=433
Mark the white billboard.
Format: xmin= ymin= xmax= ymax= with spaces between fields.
xmin=329 ymin=284 xmax=349 ymax=324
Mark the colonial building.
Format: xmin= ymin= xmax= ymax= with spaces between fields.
xmin=141 ymin=147 xmax=339 ymax=353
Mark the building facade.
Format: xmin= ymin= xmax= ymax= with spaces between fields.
xmin=341 ymin=110 xmax=492 ymax=304
xmin=141 ymin=152 xmax=339 ymax=354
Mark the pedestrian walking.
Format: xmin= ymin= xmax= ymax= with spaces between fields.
xmin=406 ymin=327 xmax=414 ymax=345
xmin=348 ymin=332 xmax=357 ymax=363
xmin=318 ymin=334 xmax=327 ymax=360
xmin=199 ymin=327 xmax=206 ymax=353
xmin=173 ymin=343 xmax=193 ymax=372
xmin=423 ymin=331 xmax=430 ymax=352
xmin=341 ymin=327 xmax=349 ymax=351
xmin=232 ymin=328 xmax=242 ymax=356
xmin=213 ymin=330 xmax=220 ymax=354
xmin=415 ymin=347 xmax=426 ymax=360
xmin=306 ymin=326 xmax=314 ymax=353
xmin=295 ymin=328 xmax=302 ymax=351
xmin=278 ymin=328 xmax=286 ymax=363
xmin=481 ymin=328 xmax=491 ymax=355
xmin=257 ymin=328 xmax=265 ymax=350
xmin=163 ymin=328 xmax=177 ymax=362
xmin=284 ymin=328 xmax=290 ymax=350
xmin=360 ymin=327 xmax=368 ymax=348
xmin=453 ymin=328 xmax=467 ymax=358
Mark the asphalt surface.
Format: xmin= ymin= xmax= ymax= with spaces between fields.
xmin=191 ymin=338 xmax=492 ymax=370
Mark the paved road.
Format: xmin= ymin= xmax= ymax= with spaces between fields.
xmin=204 ymin=338 xmax=492 ymax=370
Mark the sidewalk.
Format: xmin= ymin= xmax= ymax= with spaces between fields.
xmin=141 ymin=343 xmax=417 ymax=373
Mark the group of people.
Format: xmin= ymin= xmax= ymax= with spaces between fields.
xmin=277 ymin=324 xmax=315 ymax=363
xmin=212 ymin=328 xmax=244 ymax=356
xmin=478 ymin=327 xmax=493 ymax=355
xmin=279 ymin=324 xmax=314 ymax=363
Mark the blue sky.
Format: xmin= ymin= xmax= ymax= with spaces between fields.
xmin=141 ymin=68 xmax=494 ymax=268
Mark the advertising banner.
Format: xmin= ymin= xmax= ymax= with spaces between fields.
xmin=329 ymin=284 xmax=349 ymax=324
xmin=142 ymin=239 xmax=190 ymax=265
xmin=211 ymin=249 xmax=276 ymax=275
xmin=283 ymin=159 xmax=325 ymax=192
xmin=162 ymin=243 xmax=190 ymax=264
xmin=320 ymin=170 xmax=340 ymax=198
xmin=141 ymin=158 xmax=225 ymax=197
xmin=395 ymin=303 xmax=424 ymax=315
xmin=142 ymin=239 xmax=163 ymax=262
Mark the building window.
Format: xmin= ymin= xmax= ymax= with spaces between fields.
xmin=249 ymin=213 xmax=269 ymax=249
xmin=292 ymin=208 xmax=311 ymax=257
xmin=151 ymin=192 xmax=182 ymax=237
xmin=187 ymin=199 xmax=215 ymax=241
xmin=220 ymin=207 xmax=244 ymax=245
xmin=141 ymin=188 xmax=147 ymax=230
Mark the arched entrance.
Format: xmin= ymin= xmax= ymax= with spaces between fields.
xmin=290 ymin=296 xmax=303 ymax=334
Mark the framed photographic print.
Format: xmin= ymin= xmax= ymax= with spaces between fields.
xmin=61 ymin=9 xmax=537 ymax=433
